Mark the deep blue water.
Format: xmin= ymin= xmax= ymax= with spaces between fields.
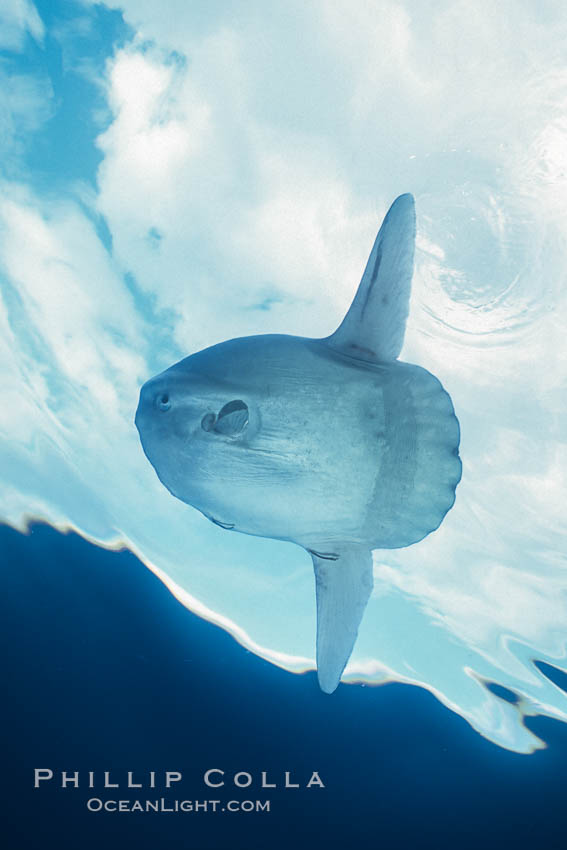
xmin=2 ymin=523 xmax=567 ymax=850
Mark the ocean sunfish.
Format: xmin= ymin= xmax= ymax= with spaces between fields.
xmin=135 ymin=194 xmax=462 ymax=693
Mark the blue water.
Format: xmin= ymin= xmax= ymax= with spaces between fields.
xmin=2 ymin=523 xmax=567 ymax=850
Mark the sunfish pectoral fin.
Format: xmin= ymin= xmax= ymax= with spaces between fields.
xmin=310 ymin=545 xmax=374 ymax=694
xmin=326 ymin=193 xmax=415 ymax=363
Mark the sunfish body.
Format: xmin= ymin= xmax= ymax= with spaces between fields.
xmin=135 ymin=194 xmax=462 ymax=693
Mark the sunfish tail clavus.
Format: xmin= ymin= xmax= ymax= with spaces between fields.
xmin=135 ymin=194 xmax=462 ymax=693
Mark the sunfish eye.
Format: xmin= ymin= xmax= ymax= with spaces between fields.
xmin=156 ymin=392 xmax=171 ymax=412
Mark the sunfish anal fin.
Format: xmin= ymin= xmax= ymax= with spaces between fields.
xmin=311 ymin=545 xmax=374 ymax=694
xmin=326 ymin=193 xmax=415 ymax=363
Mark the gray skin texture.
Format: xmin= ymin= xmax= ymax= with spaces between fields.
xmin=135 ymin=194 xmax=462 ymax=693
xmin=136 ymin=336 xmax=460 ymax=551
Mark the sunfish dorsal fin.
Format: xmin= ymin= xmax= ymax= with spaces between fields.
xmin=326 ymin=193 xmax=416 ymax=362
xmin=310 ymin=545 xmax=374 ymax=693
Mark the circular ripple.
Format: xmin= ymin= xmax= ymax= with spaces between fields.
xmin=415 ymin=185 xmax=556 ymax=345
